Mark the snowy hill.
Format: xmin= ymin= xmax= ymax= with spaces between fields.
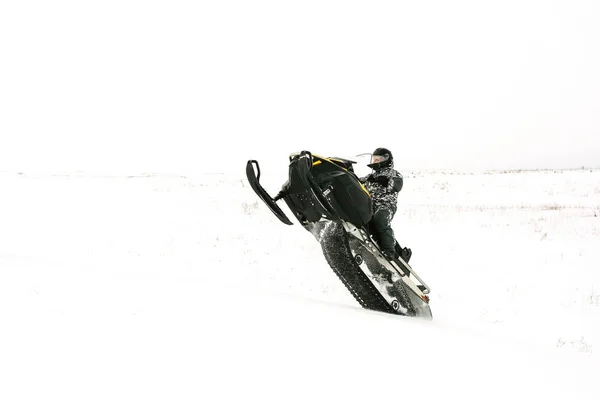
xmin=2 ymin=1 xmax=600 ymax=398
xmin=0 ymin=168 xmax=598 ymax=399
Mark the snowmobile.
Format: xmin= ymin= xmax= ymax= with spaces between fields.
xmin=246 ymin=151 xmax=432 ymax=319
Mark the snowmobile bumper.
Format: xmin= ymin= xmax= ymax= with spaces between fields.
xmin=246 ymin=160 xmax=293 ymax=225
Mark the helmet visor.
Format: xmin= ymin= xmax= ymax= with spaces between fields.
xmin=370 ymin=154 xmax=389 ymax=164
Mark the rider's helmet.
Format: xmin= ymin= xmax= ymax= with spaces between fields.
xmin=367 ymin=147 xmax=393 ymax=170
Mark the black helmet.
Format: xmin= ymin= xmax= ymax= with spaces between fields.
xmin=367 ymin=147 xmax=393 ymax=170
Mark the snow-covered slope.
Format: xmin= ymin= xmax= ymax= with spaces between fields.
xmin=0 ymin=168 xmax=598 ymax=399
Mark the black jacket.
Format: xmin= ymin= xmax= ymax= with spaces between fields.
xmin=361 ymin=164 xmax=403 ymax=212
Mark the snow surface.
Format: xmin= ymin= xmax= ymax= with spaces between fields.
xmin=0 ymin=167 xmax=598 ymax=399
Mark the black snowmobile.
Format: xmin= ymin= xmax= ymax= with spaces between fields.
xmin=246 ymin=151 xmax=432 ymax=319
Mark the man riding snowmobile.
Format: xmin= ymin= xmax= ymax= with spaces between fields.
xmin=360 ymin=147 xmax=412 ymax=263
xmin=246 ymin=150 xmax=432 ymax=318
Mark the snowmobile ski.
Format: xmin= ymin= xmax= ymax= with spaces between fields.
xmin=246 ymin=160 xmax=293 ymax=225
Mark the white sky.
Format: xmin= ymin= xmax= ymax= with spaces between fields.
xmin=1 ymin=0 xmax=599 ymax=173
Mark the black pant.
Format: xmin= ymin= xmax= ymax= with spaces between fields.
xmin=370 ymin=207 xmax=396 ymax=253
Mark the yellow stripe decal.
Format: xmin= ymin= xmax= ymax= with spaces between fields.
xmin=359 ymin=182 xmax=370 ymax=197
